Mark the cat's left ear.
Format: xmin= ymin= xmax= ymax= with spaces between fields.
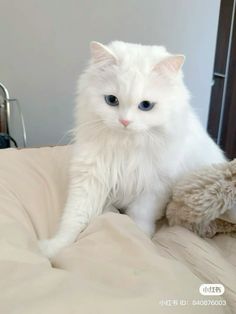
xmin=154 ymin=55 xmax=185 ymax=75
xmin=90 ymin=41 xmax=117 ymax=65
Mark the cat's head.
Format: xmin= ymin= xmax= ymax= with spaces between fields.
xmin=77 ymin=41 xmax=190 ymax=134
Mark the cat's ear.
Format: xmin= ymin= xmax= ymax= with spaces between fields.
xmin=90 ymin=41 xmax=117 ymax=64
xmin=154 ymin=55 xmax=185 ymax=75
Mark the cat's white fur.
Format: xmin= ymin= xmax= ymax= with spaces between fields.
xmin=39 ymin=41 xmax=225 ymax=258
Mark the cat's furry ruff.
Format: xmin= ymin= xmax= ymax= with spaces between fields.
xmin=39 ymin=41 xmax=225 ymax=258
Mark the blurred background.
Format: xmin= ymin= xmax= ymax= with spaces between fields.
xmin=0 ymin=0 xmax=225 ymax=147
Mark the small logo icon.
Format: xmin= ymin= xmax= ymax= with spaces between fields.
xmin=199 ymin=284 xmax=225 ymax=296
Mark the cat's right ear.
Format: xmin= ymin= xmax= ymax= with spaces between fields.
xmin=90 ymin=41 xmax=117 ymax=65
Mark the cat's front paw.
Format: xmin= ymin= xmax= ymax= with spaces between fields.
xmin=38 ymin=239 xmax=61 ymax=259
xmin=136 ymin=220 xmax=156 ymax=238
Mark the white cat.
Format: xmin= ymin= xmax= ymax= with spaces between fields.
xmin=39 ymin=41 xmax=225 ymax=258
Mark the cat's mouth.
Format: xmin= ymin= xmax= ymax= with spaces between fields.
xmin=101 ymin=118 xmax=143 ymax=134
xmin=117 ymin=125 xmax=145 ymax=136
xmin=106 ymin=123 xmax=136 ymax=134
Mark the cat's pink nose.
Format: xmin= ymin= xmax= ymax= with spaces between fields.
xmin=119 ymin=119 xmax=130 ymax=127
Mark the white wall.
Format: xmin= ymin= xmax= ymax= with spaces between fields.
xmin=0 ymin=0 xmax=220 ymax=147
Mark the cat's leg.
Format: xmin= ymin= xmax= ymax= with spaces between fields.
xmin=39 ymin=163 xmax=109 ymax=258
xmin=126 ymin=190 xmax=169 ymax=237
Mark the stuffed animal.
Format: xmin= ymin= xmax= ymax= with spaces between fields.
xmin=166 ymin=159 xmax=236 ymax=238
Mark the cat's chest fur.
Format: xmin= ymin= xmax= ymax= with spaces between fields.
xmin=105 ymin=137 xmax=168 ymax=208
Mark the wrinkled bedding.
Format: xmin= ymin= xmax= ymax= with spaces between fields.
xmin=0 ymin=146 xmax=235 ymax=314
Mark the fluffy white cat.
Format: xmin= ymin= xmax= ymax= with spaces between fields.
xmin=39 ymin=41 xmax=225 ymax=258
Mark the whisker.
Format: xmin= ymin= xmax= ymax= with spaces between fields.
xmin=56 ymin=128 xmax=74 ymax=146
xmin=78 ymin=118 xmax=103 ymax=127
xmin=144 ymin=129 xmax=163 ymax=147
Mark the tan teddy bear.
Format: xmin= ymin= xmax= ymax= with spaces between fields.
xmin=166 ymin=159 xmax=236 ymax=238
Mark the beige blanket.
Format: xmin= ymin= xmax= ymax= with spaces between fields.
xmin=0 ymin=146 xmax=235 ymax=314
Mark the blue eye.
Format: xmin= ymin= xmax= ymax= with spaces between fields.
xmin=138 ymin=100 xmax=155 ymax=111
xmin=104 ymin=95 xmax=119 ymax=106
